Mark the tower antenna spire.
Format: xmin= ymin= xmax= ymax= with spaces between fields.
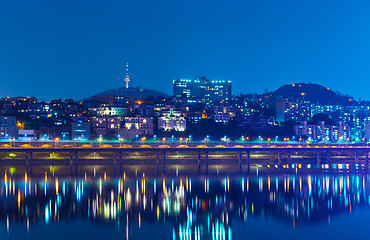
xmin=125 ymin=59 xmax=130 ymax=89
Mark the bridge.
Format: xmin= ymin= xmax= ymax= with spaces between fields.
xmin=0 ymin=144 xmax=369 ymax=174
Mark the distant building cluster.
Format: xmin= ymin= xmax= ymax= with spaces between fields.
xmin=1 ymin=79 xmax=370 ymax=142
xmin=173 ymin=77 xmax=231 ymax=105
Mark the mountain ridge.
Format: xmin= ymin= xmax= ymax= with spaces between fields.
xmin=259 ymin=83 xmax=357 ymax=105
xmin=91 ymin=86 xmax=169 ymax=99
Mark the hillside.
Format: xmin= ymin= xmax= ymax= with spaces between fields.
xmin=261 ymin=83 xmax=356 ymax=105
xmin=92 ymin=87 xmax=169 ymax=99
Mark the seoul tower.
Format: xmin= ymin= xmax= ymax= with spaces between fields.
xmin=124 ymin=60 xmax=131 ymax=89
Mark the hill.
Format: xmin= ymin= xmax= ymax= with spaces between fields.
xmin=92 ymin=87 xmax=169 ymax=99
xmin=261 ymin=83 xmax=356 ymax=105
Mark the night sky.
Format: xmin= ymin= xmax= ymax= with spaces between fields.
xmin=1 ymin=0 xmax=370 ymax=101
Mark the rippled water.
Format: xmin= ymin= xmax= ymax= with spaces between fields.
xmin=0 ymin=163 xmax=370 ymax=240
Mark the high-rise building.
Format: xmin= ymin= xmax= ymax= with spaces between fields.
xmin=173 ymin=76 xmax=231 ymax=104
xmin=0 ymin=116 xmax=19 ymax=139
xmin=276 ymin=101 xmax=311 ymax=123
xmin=295 ymin=121 xmax=349 ymax=142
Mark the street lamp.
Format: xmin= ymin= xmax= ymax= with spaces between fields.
xmin=227 ymin=138 xmax=230 ymax=148
xmin=119 ymin=138 xmax=123 ymax=147
xmin=180 ymin=138 xmax=183 ymax=146
xmin=55 ymin=138 xmax=59 ymax=148
xmin=97 ymin=137 xmax=102 ymax=147
xmin=222 ymin=135 xmax=227 ymax=145
xmin=141 ymin=137 xmax=146 ymax=145
xmin=267 ymin=138 xmax=271 ymax=147
xmin=9 ymin=138 xmax=15 ymax=148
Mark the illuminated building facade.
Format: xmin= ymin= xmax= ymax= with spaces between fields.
xmin=89 ymin=107 xmax=129 ymax=117
xmin=0 ymin=116 xmax=19 ymax=139
xmin=295 ymin=121 xmax=349 ymax=141
xmin=276 ymin=101 xmax=311 ymax=123
xmin=173 ymin=77 xmax=231 ymax=105
xmin=211 ymin=113 xmax=231 ymax=123
xmin=39 ymin=126 xmax=70 ymax=140
xmin=117 ymin=117 xmax=154 ymax=139
xmin=91 ymin=116 xmax=122 ymax=129
xmin=71 ymin=122 xmax=90 ymax=140
xmin=18 ymin=129 xmax=36 ymax=140
xmin=158 ymin=108 xmax=186 ymax=131
xmin=186 ymin=113 xmax=203 ymax=124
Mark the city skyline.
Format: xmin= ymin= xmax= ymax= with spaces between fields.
xmin=0 ymin=78 xmax=362 ymax=102
xmin=2 ymin=0 xmax=370 ymax=100
xmin=2 ymin=1 xmax=370 ymax=240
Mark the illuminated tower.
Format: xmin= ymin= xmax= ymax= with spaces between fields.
xmin=125 ymin=61 xmax=131 ymax=89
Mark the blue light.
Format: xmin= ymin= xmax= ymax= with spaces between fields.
xmin=45 ymin=205 xmax=49 ymax=223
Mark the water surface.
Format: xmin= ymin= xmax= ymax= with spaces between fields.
xmin=0 ymin=164 xmax=369 ymax=240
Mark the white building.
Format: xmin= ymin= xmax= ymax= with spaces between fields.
xmin=117 ymin=117 xmax=154 ymax=140
xmin=211 ymin=113 xmax=231 ymax=123
xmin=158 ymin=109 xmax=186 ymax=131
xmin=89 ymin=107 xmax=129 ymax=117
xmin=18 ymin=130 xmax=36 ymax=140
xmin=295 ymin=121 xmax=349 ymax=142
xmin=91 ymin=116 xmax=121 ymax=129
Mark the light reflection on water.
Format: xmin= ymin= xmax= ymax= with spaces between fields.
xmin=1 ymin=166 xmax=370 ymax=239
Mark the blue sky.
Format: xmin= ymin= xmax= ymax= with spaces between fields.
xmin=1 ymin=0 xmax=370 ymax=100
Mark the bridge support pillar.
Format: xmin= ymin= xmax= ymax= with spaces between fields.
xmin=327 ymin=151 xmax=331 ymax=169
xmin=205 ymin=151 xmax=209 ymax=174
xmin=288 ymin=151 xmax=291 ymax=164
xmin=238 ymin=152 xmax=242 ymax=171
xmin=278 ymin=152 xmax=282 ymax=165
xmin=113 ymin=152 xmax=117 ymax=174
xmin=26 ymin=151 xmax=29 ymax=170
xmin=366 ymin=152 xmax=369 ymax=171
xmin=247 ymin=151 xmax=250 ymax=173
xmin=69 ymin=152 xmax=73 ymax=174
xmin=119 ymin=152 xmax=123 ymax=175
xmin=355 ymin=152 xmax=359 ymax=164
xmin=317 ymin=152 xmax=321 ymax=165
xmin=75 ymin=151 xmax=78 ymax=176
xmin=163 ymin=151 xmax=166 ymax=174
xmin=156 ymin=152 xmax=159 ymax=173
xmin=198 ymin=152 xmax=201 ymax=172
xmin=29 ymin=152 xmax=33 ymax=176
